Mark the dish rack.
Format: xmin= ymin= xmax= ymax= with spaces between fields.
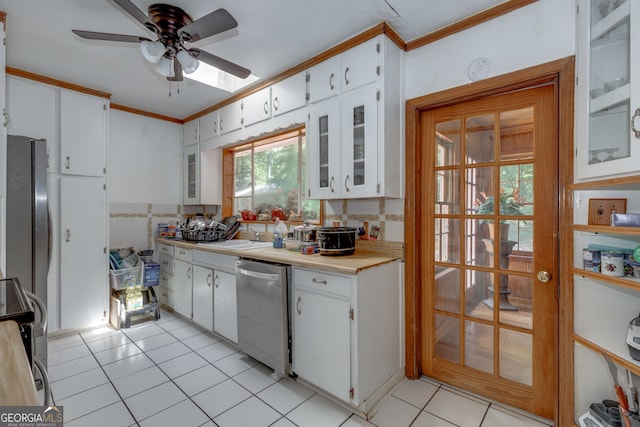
xmin=182 ymin=215 xmax=240 ymax=242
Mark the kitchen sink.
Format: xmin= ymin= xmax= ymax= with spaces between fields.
xmin=198 ymin=239 xmax=273 ymax=250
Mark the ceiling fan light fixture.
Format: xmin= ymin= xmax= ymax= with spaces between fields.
xmin=140 ymin=40 xmax=166 ymax=63
xmin=155 ymin=56 xmax=175 ymax=77
xmin=176 ymin=49 xmax=199 ymax=74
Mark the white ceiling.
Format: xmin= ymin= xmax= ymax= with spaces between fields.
xmin=0 ymin=0 xmax=507 ymax=120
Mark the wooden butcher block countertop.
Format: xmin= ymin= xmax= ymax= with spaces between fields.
xmin=157 ymin=237 xmax=404 ymax=275
xmin=0 ymin=320 xmax=38 ymax=405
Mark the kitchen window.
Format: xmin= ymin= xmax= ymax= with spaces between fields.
xmin=222 ymin=128 xmax=322 ymax=223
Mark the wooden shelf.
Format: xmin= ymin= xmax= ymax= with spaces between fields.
xmin=573 ymin=224 xmax=640 ymax=237
xmin=573 ymin=334 xmax=640 ymax=377
xmin=569 ymin=175 xmax=640 ymax=190
xmin=573 ymin=268 xmax=640 ymax=291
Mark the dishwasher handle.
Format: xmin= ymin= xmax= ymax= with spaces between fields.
xmin=237 ymin=268 xmax=281 ymax=281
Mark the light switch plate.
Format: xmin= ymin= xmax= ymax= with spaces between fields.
xmin=588 ymin=198 xmax=627 ymax=225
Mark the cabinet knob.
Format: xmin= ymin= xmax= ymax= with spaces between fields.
xmin=537 ymin=271 xmax=552 ymax=283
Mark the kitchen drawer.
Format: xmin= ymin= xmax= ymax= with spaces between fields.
xmin=158 ymin=254 xmax=174 ymax=274
xmin=193 ymin=251 xmax=237 ymax=272
xmin=175 ymin=247 xmax=192 ymax=262
xmin=293 ymin=267 xmax=351 ymax=299
xmin=157 ymin=243 xmax=174 ymax=257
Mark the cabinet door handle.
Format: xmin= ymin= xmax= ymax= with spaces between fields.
xmin=273 ymin=96 xmax=279 ymax=111
xmin=329 ymin=176 xmax=335 ymax=193
xmin=65 ymin=229 xmax=71 ymax=242
xmin=220 ymin=118 xmax=223 ymax=132
xmin=296 ymin=296 xmax=302 ymax=315
xmin=632 ymin=108 xmax=640 ymax=138
xmin=214 ymin=274 xmax=219 ymax=288
xmin=312 ymin=278 xmax=327 ymax=285
xmin=65 ymin=156 xmax=71 ymax=170
xmin=187 ymin=267 xmax=191 ymax=280
xmin=264 ymin=101 xmax=269 ymax=115
xmin=344 ymin=174 xmax=350 ymax=192
xmin=344 ymin=67 xmax=350 ymax=85
xmin=329 ymin=73 xmax=335 ymax=90
xmin=207 ymin=273 xmax=212 ymax=287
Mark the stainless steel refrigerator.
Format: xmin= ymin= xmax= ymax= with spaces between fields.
xmin=5 ymin=135 xmax=50 ymax=375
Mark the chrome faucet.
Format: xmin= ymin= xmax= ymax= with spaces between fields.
xmin=250 ymin=228 xmax=260 ymax=241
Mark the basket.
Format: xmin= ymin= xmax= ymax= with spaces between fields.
xmin=110 ymin=265 xmax=143 ymax=290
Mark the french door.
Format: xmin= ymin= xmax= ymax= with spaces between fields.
xmin=420 ymin=84 xmax=557 ymax=418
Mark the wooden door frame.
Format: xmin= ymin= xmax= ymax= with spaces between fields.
xmin=404 ymin=57 xmax=574 ymax=425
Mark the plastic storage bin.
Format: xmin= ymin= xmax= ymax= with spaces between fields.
xmin=109 ymin=264 xmax=143 ymax=290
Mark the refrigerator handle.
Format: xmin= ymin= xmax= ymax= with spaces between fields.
xmin=25 ymin=290 xmax=47 ymax=337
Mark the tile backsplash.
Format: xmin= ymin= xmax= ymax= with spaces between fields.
xmin=110 ymin=198 xmax=404 ymax=251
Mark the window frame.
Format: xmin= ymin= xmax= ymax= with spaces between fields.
xmin=221 ymin=126 xmax=323 ymax=225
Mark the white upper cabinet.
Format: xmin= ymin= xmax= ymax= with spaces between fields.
xmin=271 ymin=71 xmax=307 ymax=117
xmin=198 ymin=111 xmax=219 ymax=141
xmin=242 ymin=86 xmax=271 ymax=127
xmin=60 ymin=90 xmax=107 ymax=177
xmin=183 ymin=119 xmax=199 ymax=146
xmin=307 ymin=35 xmax=402 ymax=199
xmin=307 ymin=56 xmax=340 ymax=104
xmin=183 ymin=143 xmax=199 ymax=205
xmin=6 ymin=77 xmax=58 ymax=173
xmin=307 ymin=99 xmax=340 ymax=199
xmin=218 ymin=100 xmax=243 ymax=135
xmin=576 ymin=0 xmax=640 ymax=180
xmin=340 ymin=37 xmax=380 ymax=93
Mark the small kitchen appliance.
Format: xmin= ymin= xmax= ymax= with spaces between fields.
xmin=627 ymin=313 xmax=640 ymax=361
xmin=316 ymin=227 xmax=357 ymax=256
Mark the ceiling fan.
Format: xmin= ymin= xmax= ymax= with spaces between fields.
xmin=72 ymin=0 xmax=251 ymax=82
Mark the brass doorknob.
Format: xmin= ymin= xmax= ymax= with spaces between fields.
xmin=537 ymin=271 xmax=552 ymax=283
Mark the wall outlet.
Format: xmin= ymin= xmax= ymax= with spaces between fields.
xmin=588 ymin=198 xmax=627 ymax=225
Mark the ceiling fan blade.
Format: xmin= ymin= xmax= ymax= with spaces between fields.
xmin=167 ymin=60 xmax=184 ymax=82
xmin=178 ymin=8 xmax=237 ymax=42
xmin=188 ymin=48 xmax=251 ymax=79
xmin=112 ymin=0 xmax=158 ymax=34
xmin=72 ymin=30 xmax=149 ymax=43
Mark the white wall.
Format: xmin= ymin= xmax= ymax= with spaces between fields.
xmin=108 ymin=110 xmax=183 ymax=250
xmin=109 ymin=109 xmax=181 ymax=204
xmin=405 ymin=0 xmax=575 ymax=100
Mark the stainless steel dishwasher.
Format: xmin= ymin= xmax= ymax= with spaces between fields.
xmin=236 ymin=259 xmax=290 ymax=378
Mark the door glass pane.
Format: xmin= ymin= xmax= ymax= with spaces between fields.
xmin=500 ymin=108 xmax=534 ymax=161
xmin=465 ymin=219 xmax=490 ymax=267
xmin=353 ymin=105 xmax=365 ymax=186
xmin=500 ymin=275 xmax=533 ymax=330
xmin=435 ymin=219 xmax=460 ymax=264
xmin=469 ymin=167 xmax=495 ymax=219
xmin=319 ymin=115 xmax=329 ymax=189
xmin=434 ymin=314 xmax=459 ymax=363
xmin=589 ymin=0 xmax=630 ymax=165
xmin=499 ymin=164 xmax=533 ymax=216
xmin=465 ymin=269 xmax=494 ymax=322
xmin=465 ymin=320 xmax=493 ymax=374
xmin=435 ymin=267 xmax=460 ymax=314
xmin=435 ymin=120 xmax=461 ymax=166
xmin=435 ymin=170 xmax=460 ymax=214
xmin=466 ymin=114 xmax=494 ymax=164
xmin=499 ymin=328 xmax=532 ymax=386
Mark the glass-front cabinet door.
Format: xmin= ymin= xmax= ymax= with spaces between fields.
xmin=308 ymin=100 xmax=340 ymax=199
xmin=340 ymin=86 xmax=378 ymax=198
xmin=183 ymin=143 xmax=199 ymax=205
xmin=576 ymin=0 xmax=640 ymax=179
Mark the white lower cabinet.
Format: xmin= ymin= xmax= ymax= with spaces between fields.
xmin=292 ymin=260 xmax=403 ymax=413
xmin=173 ymin=259 xmax=193 ymax=319
xmin=193 ymin=265 xmax=214 ymax=330
xmin=213 ymin=270 xmax=237 ymax=343
xmin=293 ymin=286 xmax=351 ymax=401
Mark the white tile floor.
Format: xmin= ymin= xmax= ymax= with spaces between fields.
xmin=47 ymin=310 xmax=553 ymax=427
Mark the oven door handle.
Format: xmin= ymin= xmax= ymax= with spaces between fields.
xmin=237 ymin=268 xmax=281 ymax=281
